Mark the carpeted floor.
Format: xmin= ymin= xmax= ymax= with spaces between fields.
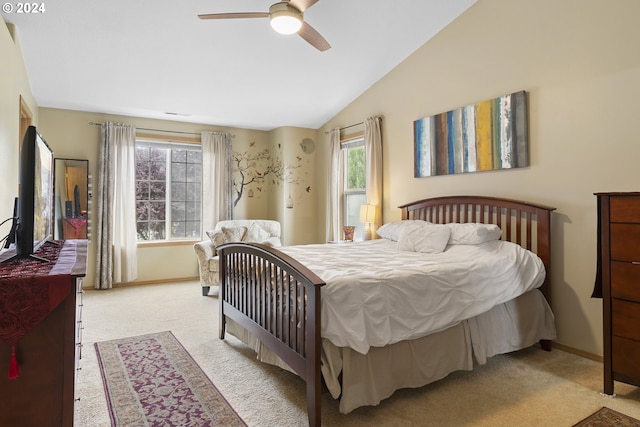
xmin=76 ymin=281 xmax=640 ymax=427
xmin=95 ymin=331 xmax=247 ymax=426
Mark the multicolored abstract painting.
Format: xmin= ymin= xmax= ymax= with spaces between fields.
xmin=414 ymin=91 xmax=529 ymax=177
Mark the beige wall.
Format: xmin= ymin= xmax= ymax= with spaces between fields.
xmin=230 ymin=131 xmax=271 ymax=220
xmin=268 ymin=127 xmax=318 ymax=245
xmin=37 ymin=108 xmax=272 ymax=285
xmin=0 ymin=20 xmax=38 ymax=223
xmin=37 ymin=109 xmax=320 ymax=284
xmin=317 ymin=0 xmax=640 ymax=356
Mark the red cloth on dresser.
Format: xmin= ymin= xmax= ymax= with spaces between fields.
xmin=0 ymin=242 xmax=69 ymax=379
xmin=0 ymin=275 xmax=71 ymax=379
xmin=64 ymin=218 xmax=87 ymax=237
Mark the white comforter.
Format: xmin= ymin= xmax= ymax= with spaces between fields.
xmin=278 ymin=239 xmax=545 ymax=354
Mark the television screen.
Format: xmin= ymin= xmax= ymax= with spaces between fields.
xmin=15 ymin=125 xmax=54 ymax=258
xmin=33 ymin=131 xmax=54 ymax=248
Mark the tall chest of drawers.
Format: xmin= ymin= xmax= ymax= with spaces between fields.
xmin=595 ymin=192 xmax=640 ymax=395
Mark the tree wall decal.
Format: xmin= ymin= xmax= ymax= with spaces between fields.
xmin=232 ymin=144 xmax=302 ymax=207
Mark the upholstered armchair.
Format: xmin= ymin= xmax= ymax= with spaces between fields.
xmin=193 ymin=219 xmax=282 ymax=296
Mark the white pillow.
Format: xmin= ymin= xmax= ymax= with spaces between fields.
xmin=447 ymin=223 xmax=502 ymax=245
xmin=206 ymin=230 xmax=225 ymax=247
xmin=397 ymin=223 xmax=451 ymax=254
xmin=222 ymin=226 xmax=248 ymax=242
xmin=376 ymin=220 xmax=429 ymax=241
xmin=245 ymin=222 xmax=270 ymax=243
xmin=206 ymin=226 xmax=248 ymax=247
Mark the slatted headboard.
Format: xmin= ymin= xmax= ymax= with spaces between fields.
xmin=398 ymin=195 xmax=556 ymax=303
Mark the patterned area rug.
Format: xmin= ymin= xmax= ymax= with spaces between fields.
xmin=95 ymin=331 xmax=246 ymax=426
xmin=573 ymin=407 xmax=640 ymax=427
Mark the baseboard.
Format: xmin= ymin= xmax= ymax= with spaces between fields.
xmin=85 ymin=276 xmax=200 ymax=289
xmin=552 ymin=342 xmax=603 ymax=362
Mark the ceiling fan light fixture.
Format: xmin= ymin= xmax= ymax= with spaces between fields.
xmin=269 ymin=3 xmax=302 ymax=35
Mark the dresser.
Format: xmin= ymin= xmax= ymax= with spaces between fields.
xmin=595 ymin=192 xmax=640 ymax=395
xmin=0 ymin=240 xmax=87 ymax=427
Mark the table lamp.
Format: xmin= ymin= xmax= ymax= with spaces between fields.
xmin=360 ymin=204 xmax=376 ymax=240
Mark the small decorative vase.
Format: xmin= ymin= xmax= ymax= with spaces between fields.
xmin=343 ymin=226 xmax=355 ymax=241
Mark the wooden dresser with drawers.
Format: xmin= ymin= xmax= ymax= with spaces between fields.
xmin=0 ymin=240 xmax=87 ymax=426
xmin=595 ymin=192 xmax=640 ymax=395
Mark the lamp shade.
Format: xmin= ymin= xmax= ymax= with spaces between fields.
xmin=359 ymin=204 xmax=376 ymax=224
xmin=269 ymin=3 xmax=302 ymax=35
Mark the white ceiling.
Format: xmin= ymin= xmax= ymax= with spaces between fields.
xmin=4 ymin=0 xmax=476 ymax=131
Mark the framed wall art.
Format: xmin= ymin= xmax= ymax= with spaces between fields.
xmin=414 ymin=90 xmax=529 ymax=177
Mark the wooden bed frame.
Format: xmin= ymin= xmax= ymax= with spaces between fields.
xmin=217 ymin=196 xmax=556 ymax=427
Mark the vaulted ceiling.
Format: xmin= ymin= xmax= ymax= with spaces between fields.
xmin=4 ymin=0 xmax=476 ymax=130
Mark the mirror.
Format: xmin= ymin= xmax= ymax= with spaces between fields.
xmin=53 ymin=158 xmax=89 ymax=240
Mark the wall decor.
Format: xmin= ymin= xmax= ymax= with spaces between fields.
xmin=232 ymin=144 xmax=301 ymax=207
xmin=414 ymin=91 xmax=529 ymax=177
xmin=300 ymin=138 xmax=315 ymax=154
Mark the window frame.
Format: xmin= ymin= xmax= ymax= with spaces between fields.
xmin=341 ymin=134 xmax=366 ymax=238
xmin=134 ymin=136 xmax=202 ymax=244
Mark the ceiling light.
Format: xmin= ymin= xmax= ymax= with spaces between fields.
xmin=269 ymin=3 xmax=302 ymax=35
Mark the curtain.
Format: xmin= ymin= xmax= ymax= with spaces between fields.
xmin=201 ymin=131 xmax=233 ymax=233
xmin=94 ymin=122 xmax=138 ymax=289
xmin=327 ymin=128 xmax=343 ymax=241
xmin=364 ymin=116 xmax=383 ymax=233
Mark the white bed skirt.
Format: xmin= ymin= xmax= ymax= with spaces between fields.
xmin=225 ymin=289 xmax=556 ymax=414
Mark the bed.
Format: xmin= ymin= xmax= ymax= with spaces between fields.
xmin=217 ymin=196 xmax=557 ymax=426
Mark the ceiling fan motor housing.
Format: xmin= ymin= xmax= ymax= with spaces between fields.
xmin=269 ymin=2 xmax=303 ymax=34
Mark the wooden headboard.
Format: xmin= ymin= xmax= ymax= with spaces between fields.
xmin=398 ymin=196 xmax=556 ymax=304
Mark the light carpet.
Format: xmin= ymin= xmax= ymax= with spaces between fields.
xmin=77 ymin=281 xmax=640 ymax=426
xmin=95 ymin=331 xmax=246 ymax=426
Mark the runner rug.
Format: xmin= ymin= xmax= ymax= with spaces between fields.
xmin=573 ymin=407 xmax=640 ymax=427
xmin=95 ymin=331 xmax=247 ymax=426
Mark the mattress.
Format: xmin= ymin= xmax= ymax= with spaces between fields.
xmin=277 ymin=239 xmax=546 ymax=354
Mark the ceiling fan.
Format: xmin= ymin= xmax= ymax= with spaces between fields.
xmin=198 ymin=0 xmax=331 ymax=52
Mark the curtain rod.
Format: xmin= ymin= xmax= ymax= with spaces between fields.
xmin=324 ymin=115 xmax=383 ymax=135
xmin=322 ymin=121 xmax=362 ymax=135
xmin=339 ymin=121 xmax=364 ymax=132
xmin=89 ymin=122 xmax=235 ymax=138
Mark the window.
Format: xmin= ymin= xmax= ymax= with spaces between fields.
xmin=135 ymin=140 xmax=202 ymax=241
xmin=342 ymin=137 xmax=366 ymax=238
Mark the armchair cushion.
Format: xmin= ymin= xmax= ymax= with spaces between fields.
xmin=207 ymin=231 xmax=224 ymax=247
xmin=245 ymin=222 xmax=270 ymax=243
xmin=260 ymin=236 xmax=281 ymax=247
xmin=194 ymin=219 xmax=282 ymax=294
xmin=206 ymin=226 xmax=248 ymax=250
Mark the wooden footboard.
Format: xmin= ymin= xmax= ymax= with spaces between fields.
xmin=217 ymin=242 xmax=325 ymax=427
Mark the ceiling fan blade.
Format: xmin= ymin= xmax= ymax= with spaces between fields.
xmin=298 ymin=21 xmax=331 ymax=51
xmin=289 ymin=0 xmax=319 ymax=12
xmin=198 ymin=12 xmax=269 ymax=20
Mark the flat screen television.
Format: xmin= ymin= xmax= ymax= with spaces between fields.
xmin=3 ymin=126 xmax=55 ymax=263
